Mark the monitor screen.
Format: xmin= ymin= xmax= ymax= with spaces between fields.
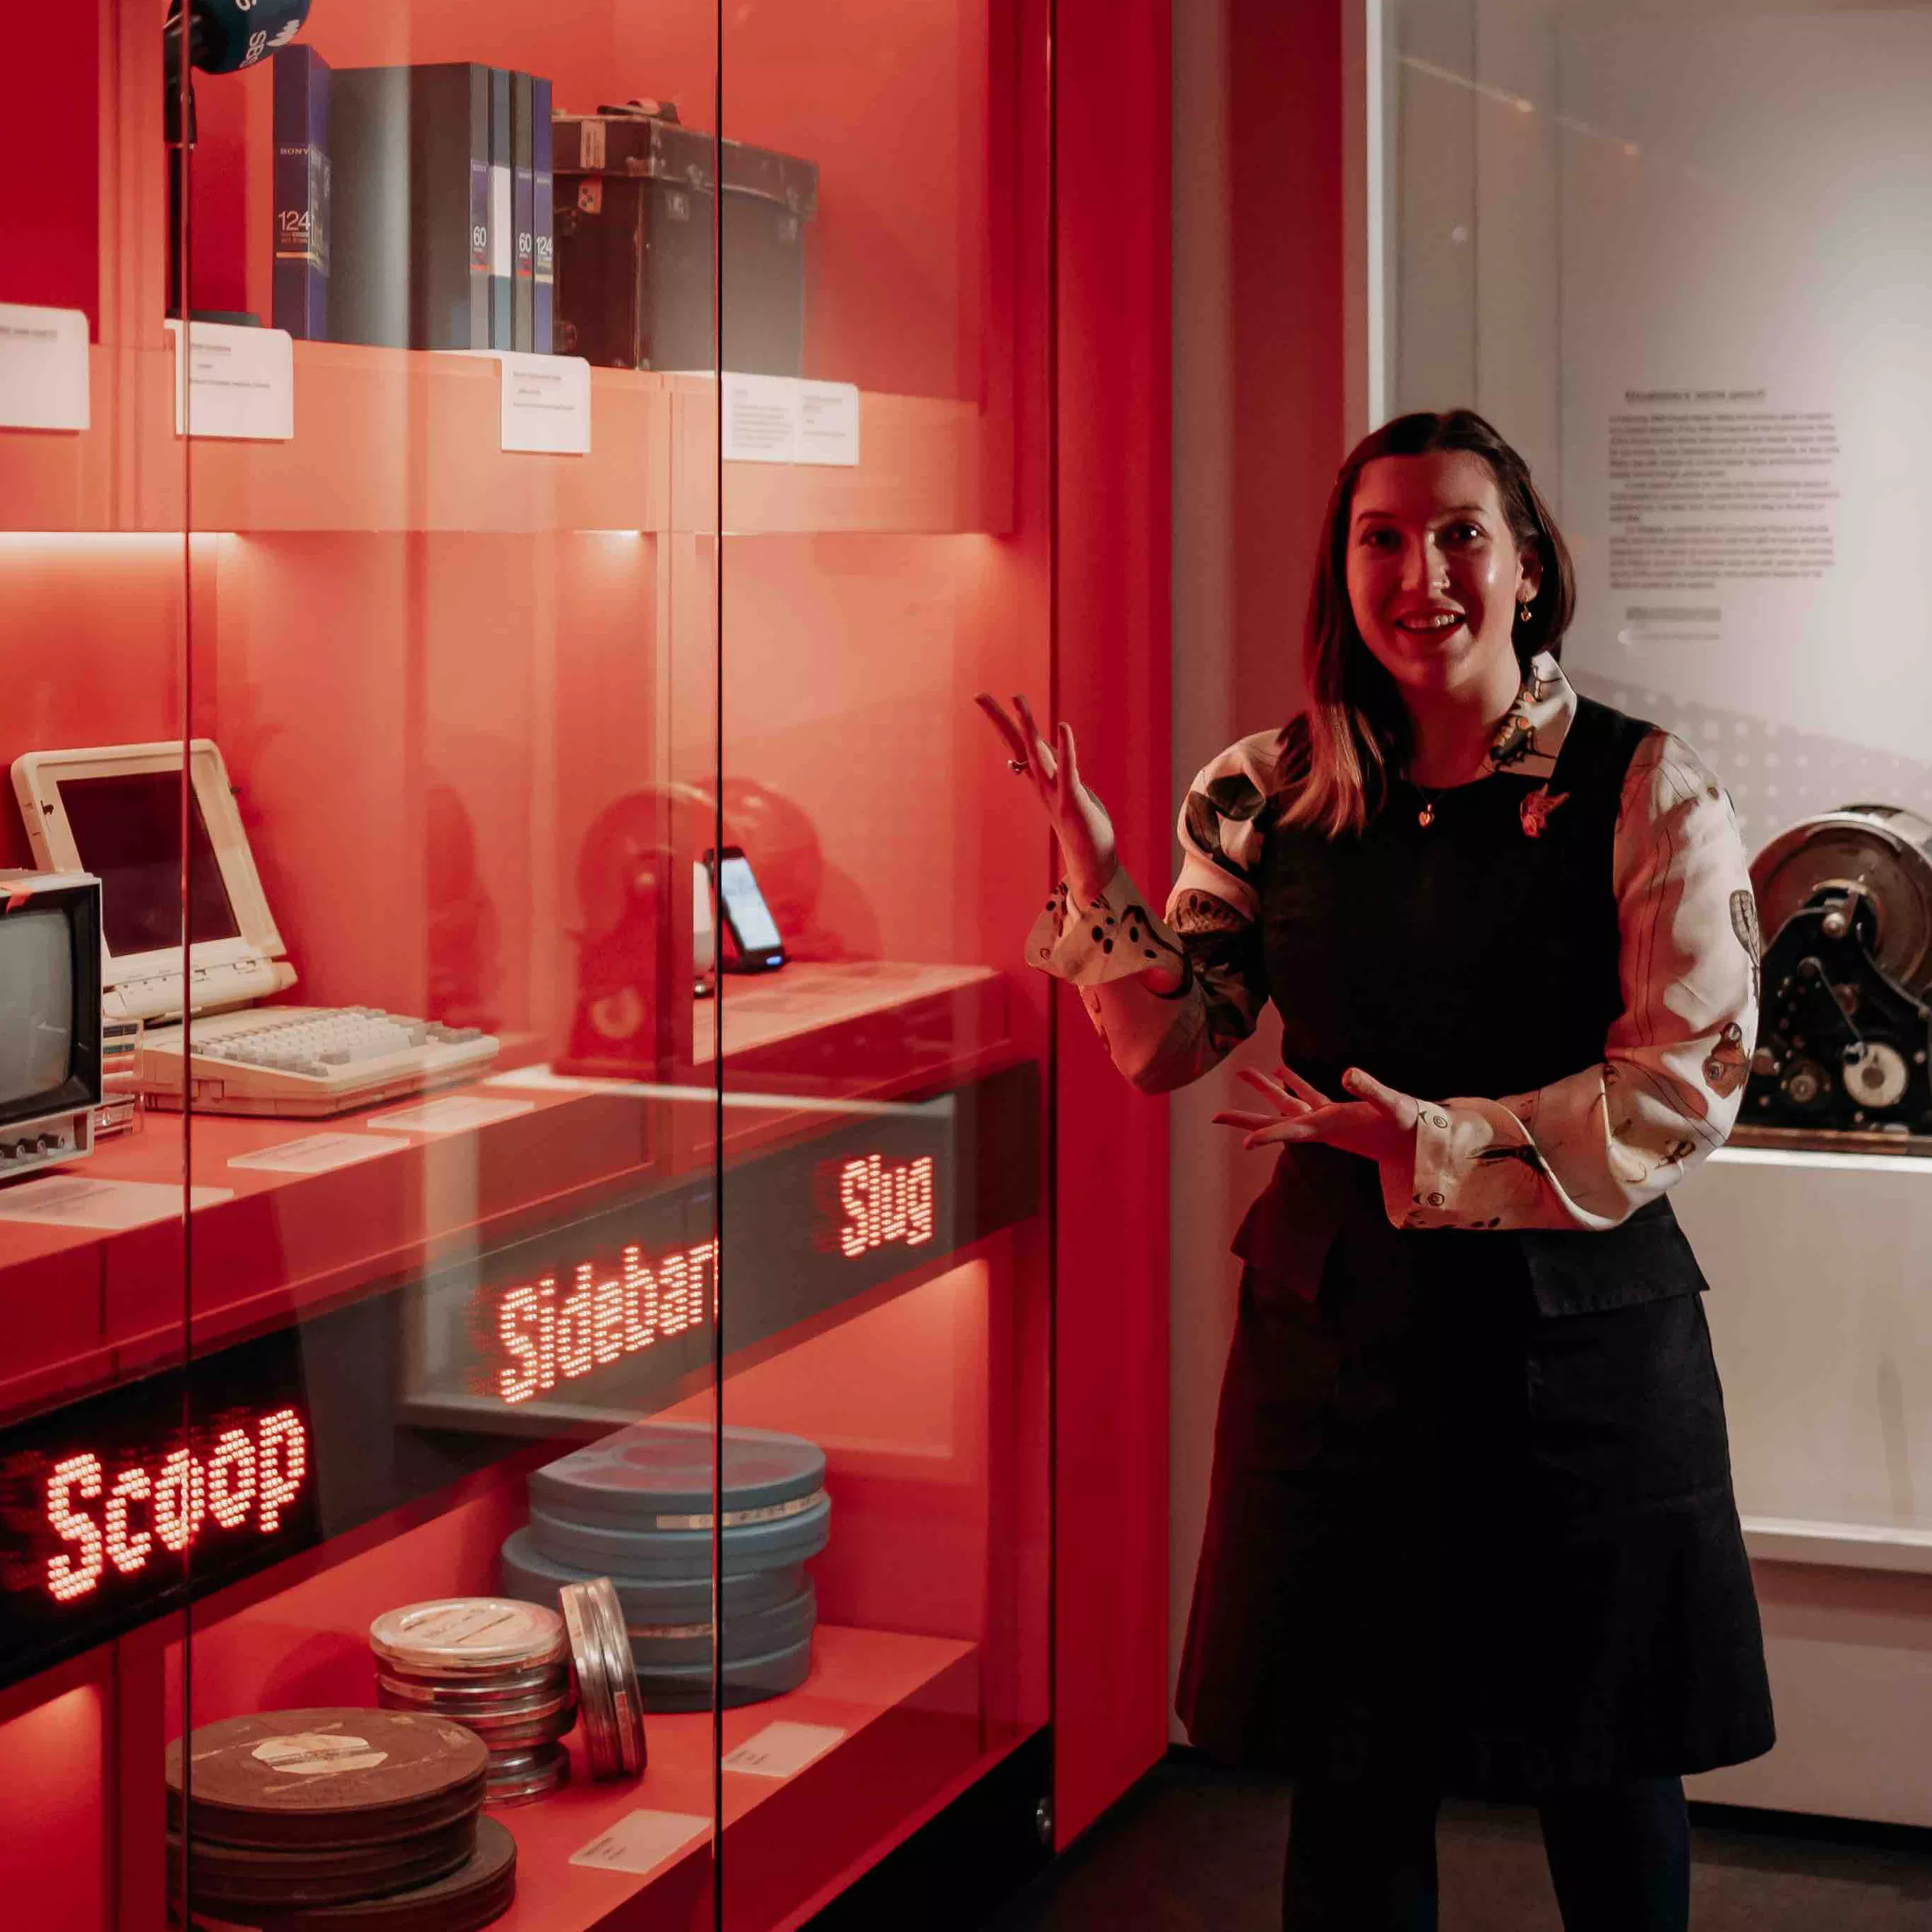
xmin=0 ymin=909 xmax=75 ymax=1102
xmin=54 ymin=772 xmax=241 ymax=960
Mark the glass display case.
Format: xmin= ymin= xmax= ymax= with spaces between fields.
xmin=1381 ymin=0 xmax=1932 ymax=1825
xmin=0 ymin=0 xmax=1171 ymax=1921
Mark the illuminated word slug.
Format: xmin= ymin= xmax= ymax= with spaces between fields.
xmin=496 ymin=1239 xmax=721 ymax=1406
xmin=838 ymin=1153 xmax=936 ymax=1258
xmin=45 ymin=1408 xmax=309 ymax=1604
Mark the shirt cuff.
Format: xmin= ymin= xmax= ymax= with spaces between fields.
xmin=1376 ymin=1115 xmax=1424 ymax=1224
xmin=1023 ymin=865 xmax=1187 ymax=989
xmin=1381 ymin=1098 xmax=1506 ymax=1229
xmin=1383 ymin=1097 xmax=1544 ymax=1230
xmin=1385 ymin=1099 xmax=1452 ymax=1226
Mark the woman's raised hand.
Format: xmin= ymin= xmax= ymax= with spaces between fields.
xmin=975 ymin=692 xmax=1119 ymax=904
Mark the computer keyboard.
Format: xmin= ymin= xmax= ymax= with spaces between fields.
xmin=135 ymin=1006 xmax=501 ymax=1117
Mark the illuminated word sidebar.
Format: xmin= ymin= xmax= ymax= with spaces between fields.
xmin=407 ymin=1063 xmax=1036 ymax=1428
xmin=0 ymin=1323 xmax=320 ymax=1687
xmin=484 ymin=1150 xmax=937 ymax=1409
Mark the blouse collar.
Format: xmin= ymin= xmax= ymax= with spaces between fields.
xmin=1481 ymin=651 xmax=1575 ymax=783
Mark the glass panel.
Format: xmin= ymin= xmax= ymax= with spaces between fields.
xmin=1 ymin=0 xmax=1055 ymax=1917
xmin=1388 ymin=0 xmax=1932 ymax=1642
xmin=170 ymin=1 xmax=732 ymax=1924
xmin=0 ymin=1 xmax=195 ymax=1924
xmin=712 ymin=1 xmax=1053 ymax=1921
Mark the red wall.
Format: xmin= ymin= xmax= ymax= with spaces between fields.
xmin=1051 ymin=0 xmax=1175 ymax=1848
xmin=0 ymin=9 xmax=100 ymax=327
xmin=1230 ymin=0 xmax=1344 ymax=729
xmin=1164 ymin=0 xmax=1349 ymax=1751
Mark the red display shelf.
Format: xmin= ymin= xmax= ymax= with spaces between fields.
xmin=0 ymin=346 xmax=177 ymax=533
xmin=179 ymin=348 xmax=672 ymax=536
xmin=0 ymin=1063 xmax=643 ymax=1424
xmin=694 ymin=962 xmax=998 ymax=1065
xmin=0 ymin=350 xmax=1005 ymax=538
xmin=184 ymin=1626 xmax=997 ymax=1932
xmin=0 ymin=349 xmax=119 ymax=531
xmin=489 ymin=1627 xmax=983 ymax=1932
xmin=669 ymin=383 xmax=1012 ymax=537
xmin=0 ymin=963 xmax=1019 ymax=1427
xmin=165 ymin=1457 xmax=1021 ymax=1932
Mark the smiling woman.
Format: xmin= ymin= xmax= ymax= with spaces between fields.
xmin=981 ymin=410 xmax=1775 ymax=1932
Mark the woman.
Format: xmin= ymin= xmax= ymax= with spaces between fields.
xmin=979 ymin=410 xmax=1774 ymax=1932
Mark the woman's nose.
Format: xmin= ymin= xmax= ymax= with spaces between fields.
xmin=1421 ymin=536 xmax=1455 ymax=593
xmin=1399 ymin=537 xmax=1437 ymax=592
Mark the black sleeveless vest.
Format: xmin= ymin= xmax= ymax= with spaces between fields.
xmin=1234 ymin=694 xmax=1710 ymax=1318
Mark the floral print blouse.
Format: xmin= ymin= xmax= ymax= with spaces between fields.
xmin=1025 ymin=654 xmax=1760 ymax=1233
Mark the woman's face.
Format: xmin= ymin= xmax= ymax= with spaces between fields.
xmin=1344 ymin=451 xmax=1540 ymax=703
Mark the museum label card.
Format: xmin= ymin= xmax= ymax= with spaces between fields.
xmin=451 ymin=350 xmax=592 ymax=453
xmin=717 ymin=374 xmax=862 ymax=465
xmin=0 ymin=304 xmax=90 ymax=431
xmin=368 ymin=1095 xmax=536 ymax=1135
xmin=722 ymin=371 xmax=799 ymax=463
xmin=568 ymin=1809 xmax=710 ymax=1876
xmin=795 ymin=381 xmax=860 ymax=465
xmin=229 ymin=1133 xmax=412 ymax=1174
xmin=720 ymin=1721 xmax=846 ymax=1779
xmin=0 ymin=1177 xmax=235 ymax=1230
xmin=163 ymin=320 xmax=294 ymax=440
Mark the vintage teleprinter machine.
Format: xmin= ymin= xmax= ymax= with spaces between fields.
xmin=1746 ymin=805 xmax=1932 ymax=1142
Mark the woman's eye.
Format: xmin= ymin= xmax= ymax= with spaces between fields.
xmin=1359 ymin=527 xmax=1398 ymax=549
xmin=1441 ymin=522 xmax=1484 ymax=545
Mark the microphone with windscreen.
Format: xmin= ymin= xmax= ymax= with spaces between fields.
xmin=168 ymin=0 xmax=312 ymax=80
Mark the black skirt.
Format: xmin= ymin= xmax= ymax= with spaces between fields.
xmin=1175 ymin=1196 xmax=1777 ymax=1796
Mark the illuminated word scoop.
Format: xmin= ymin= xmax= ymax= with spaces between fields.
xmin=44 ymin=1408 xmax=309 ymax=1602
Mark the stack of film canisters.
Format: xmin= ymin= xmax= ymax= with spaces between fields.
xmin=371 ymin=1599 xmax=577 ymax=1806
xmin=501 ymin=1420 xmax=828 ymax=1711
xmin=557 ymin=1575 xmax=648 ymax=1777
xmin=165 ymin=1708 xmax=515 ymax=1931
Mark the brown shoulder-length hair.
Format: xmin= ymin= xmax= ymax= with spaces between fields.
xmin=1280 ymin=409 xmax=1576 ymax=838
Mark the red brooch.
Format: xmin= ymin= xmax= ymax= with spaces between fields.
xmin=1520 ymin=787 xmax=1568 ymax=838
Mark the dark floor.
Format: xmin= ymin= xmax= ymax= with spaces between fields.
xmin=981 ymin=1757 xmax=1932 ymax=1931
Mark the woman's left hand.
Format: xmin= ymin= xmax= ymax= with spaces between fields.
xmin=1212 ymin=1063 xmax=1421 ymax=1166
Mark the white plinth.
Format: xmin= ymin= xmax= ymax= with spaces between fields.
xmin=1674 ymin=1145 xmax=1932 ymax=1825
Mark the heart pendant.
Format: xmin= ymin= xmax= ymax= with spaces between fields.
xmin=1417 ymin=804 xmax=1435 ymax=828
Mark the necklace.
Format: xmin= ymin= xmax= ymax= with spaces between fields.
xmin=1412 ymin=780 xmax=1445 ymax=828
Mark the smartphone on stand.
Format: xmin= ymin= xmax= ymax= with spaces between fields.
xmin=703 ymin=847 xmax=785 ymax=973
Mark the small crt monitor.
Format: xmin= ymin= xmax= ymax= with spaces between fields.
xmin=0 ymin=871 xmax=102 ymax=1181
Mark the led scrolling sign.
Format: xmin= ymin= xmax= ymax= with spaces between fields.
xmin=486 ymin=1152 xmax=938 ymax=1407
xmin=0 ymin=1320 xmax=321 ymax=1688
xmin=44 ymin=1407 xmax=309 ymax=1601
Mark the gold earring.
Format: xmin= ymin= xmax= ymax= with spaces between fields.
xmin=1517 ymin=600 xmax=1534 ymax=626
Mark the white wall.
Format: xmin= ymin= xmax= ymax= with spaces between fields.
xmin=1168 ymin=0 xmax=1246 ymax=1738
xmin=1676 ymin=1152 xmax=1932 ymax=1824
